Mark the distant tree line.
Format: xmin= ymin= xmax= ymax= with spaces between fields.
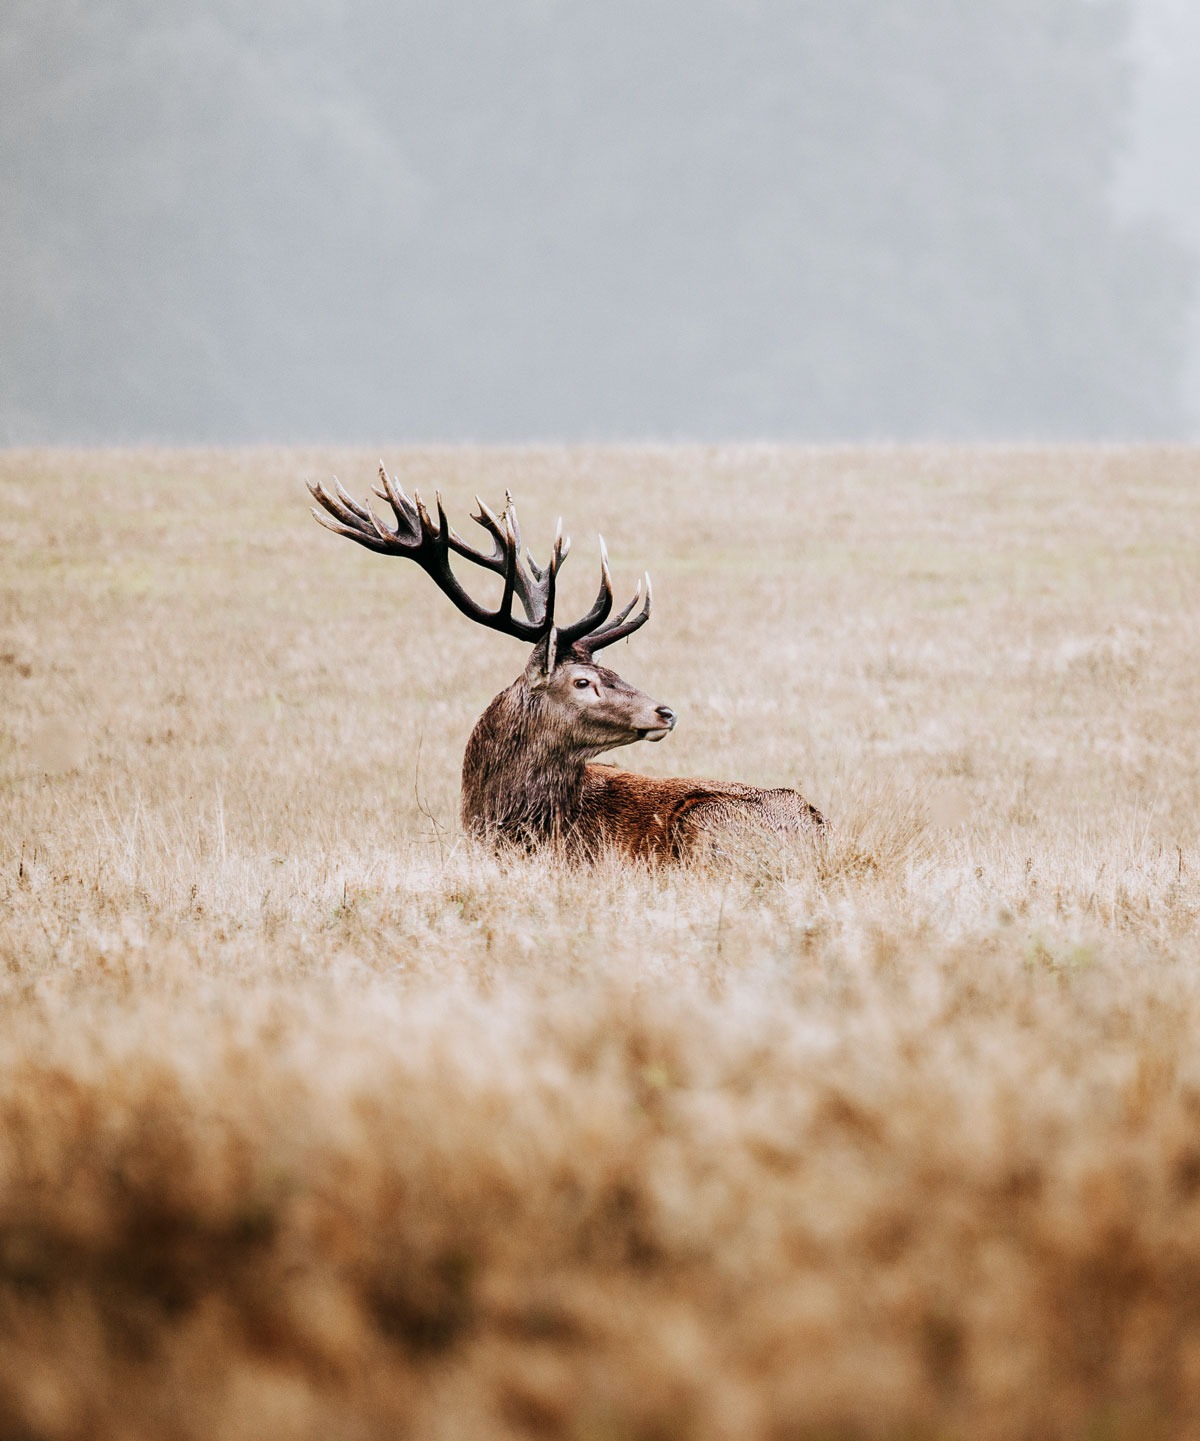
xmin=0 ymin=0 xmax=1191 ymax=441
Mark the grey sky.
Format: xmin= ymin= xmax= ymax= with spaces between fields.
xmin=2 ymin=1 xmax=1198 ymax=444
xmin=1116 ymin=0 xmax=1200 ymax=425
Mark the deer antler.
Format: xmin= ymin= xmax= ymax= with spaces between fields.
xmin=308 ymin=466 xmax=651 ymax=664
xmin=563 ymin=570 xmax=653 ymax=658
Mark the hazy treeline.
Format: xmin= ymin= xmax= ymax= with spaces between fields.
xmin=0 ymin=0 xmax=1193 ymax=442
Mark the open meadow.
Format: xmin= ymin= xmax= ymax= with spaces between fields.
xmin=4 ymin=445 xmax=1200 ymax=1440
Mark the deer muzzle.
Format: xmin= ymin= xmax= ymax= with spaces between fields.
xmin=644 ymin=704 xmax=677 ymax=742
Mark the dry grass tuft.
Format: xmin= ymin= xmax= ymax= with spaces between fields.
xmin=4 ymin=444 xmax=1200 ymax=1439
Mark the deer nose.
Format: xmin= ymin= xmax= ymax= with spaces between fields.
xmin=655 ymin=705 xmax=676 ymax=727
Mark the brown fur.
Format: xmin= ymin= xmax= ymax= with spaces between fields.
xmin=578 ymin=766 xmax=825 ymax=859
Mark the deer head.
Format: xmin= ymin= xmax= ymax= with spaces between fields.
xmin=519 ymin=648 xmax=676 ymax=751
xmin=308 ymin=467 xmax=677 ymax=763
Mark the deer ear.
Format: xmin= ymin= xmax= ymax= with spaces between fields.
xmin=526 ymin=627 xmax=559 ymax=685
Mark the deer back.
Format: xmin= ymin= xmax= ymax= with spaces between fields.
xmin=577 ymin=765 xmax=824 ymax=859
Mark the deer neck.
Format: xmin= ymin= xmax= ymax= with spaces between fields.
xmin=460 ymin=679 xmax=588 ymax=845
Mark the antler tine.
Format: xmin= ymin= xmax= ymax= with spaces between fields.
xmin=308 ymin=478 xmax=398 ymax=554
xmin=458 ymin=493 xmax=518 ymax=577
xmin=543 ymin=518 xmax=564 ymax=631
xmin=578 ymin=572 xmax=653 ymax=654
xmin=412 ymin=488 xmax=439 ymax=544
xmin=377 ymin=460 xmax=410 ymax=504
xmin=342 ymin=470 xmax=398 ymax=545
xmin=496 ymin=507 xmax=521 ymax=625
xmin=333 ymin=476 xmax=374 ymax=525
xmin=308 ymin=477 xmax=361 ymax=530
xmin=555 ymin=535 xmax=615 ymax=650
xmin=309 ymin=503 xmax=365 ymax=543
xmin=363 ymin=494 xmax=394 ymax=543
xmin=471 ymin=493 xmax=506 ymax=547
xmin=604 ymin=573 xmax=644 ymax=631
xmin=434 ymin=490 xmax=452 ymax=545
xmin=481 ymin=491 xmax=558 ymax=593
xmin=434 ymin=500 xmax=475 ymax=561
xmin=373 ymin=463 xmax=420 ymax=540
xmin=503 ymin=492 xmax=524 ymax=559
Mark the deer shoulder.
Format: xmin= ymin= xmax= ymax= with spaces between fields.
xmin=310 ymin=468 xmax=824 ymax=860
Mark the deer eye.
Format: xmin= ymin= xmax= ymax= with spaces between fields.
xmin=573 ymin=676 xmax=592 ymax=689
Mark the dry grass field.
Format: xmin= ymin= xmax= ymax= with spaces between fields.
xmin=3 ymin=445 xmax=1200 ymax=1440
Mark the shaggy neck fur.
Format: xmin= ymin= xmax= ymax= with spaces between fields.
xmin=460 ymin=677 xmax=591 ymax=846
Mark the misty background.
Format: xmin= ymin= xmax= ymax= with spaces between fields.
xmin=2 ymin=0 xmax=1198 ymax=445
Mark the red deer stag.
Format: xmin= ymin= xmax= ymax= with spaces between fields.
xmin=309 ymin=467 xmax=824 ymax=859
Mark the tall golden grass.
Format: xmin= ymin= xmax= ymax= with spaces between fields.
xmin=3 ymin=445 xmax=1200 ymax=1439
